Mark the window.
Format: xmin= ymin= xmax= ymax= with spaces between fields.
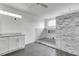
xmin=48 ymin=20 xmax=56 ymax=27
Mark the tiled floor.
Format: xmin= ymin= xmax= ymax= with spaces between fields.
xmin=4 ymin=42 xmax=75 ymax=56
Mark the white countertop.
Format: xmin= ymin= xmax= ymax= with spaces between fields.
xmin=0 ymin=33 xmax=25 ymax=38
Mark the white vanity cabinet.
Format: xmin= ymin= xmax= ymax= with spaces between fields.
xmin=0 ymin=37 xmax=9 ymax=55
xmin=18 ymin=36 xmax=25 ymax=49
xmin=9 ymin=35 xmax=25 ymax=51
xmin=0 ymin=34 xmax=25 ymax=56
xmin=9 ymin=36 xmax=19 ymax=51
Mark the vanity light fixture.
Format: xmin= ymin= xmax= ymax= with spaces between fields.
xmin=0 ymin=10 xmax=22 ymax=18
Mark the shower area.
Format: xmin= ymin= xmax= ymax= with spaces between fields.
xmin=36 ymin=17 xmax=56 ymax=49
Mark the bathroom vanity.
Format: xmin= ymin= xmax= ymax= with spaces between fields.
xmin=0 ymin=33 xmax=25 ymax=56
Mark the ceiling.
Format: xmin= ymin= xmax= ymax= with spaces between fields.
xmin=1 ymin=3 xmax=79 ymax=19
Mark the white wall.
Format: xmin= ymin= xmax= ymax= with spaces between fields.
xmin=0 ymin=5 xmax=43 ymax=44
xmin=34 ymin=21 xmax=45 ymax=40
xmin=0 ymin=15 xmax=1 ymax=32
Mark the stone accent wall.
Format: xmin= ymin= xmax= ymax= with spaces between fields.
xmin=56 ymin=12 xmax=79 ymax=55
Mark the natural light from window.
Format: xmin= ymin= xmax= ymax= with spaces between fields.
xmin=48 ymin=20 xmax=56 ymax=27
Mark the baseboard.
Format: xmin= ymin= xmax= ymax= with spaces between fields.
xmin=0 ymin=47 xmax=25 ymax=56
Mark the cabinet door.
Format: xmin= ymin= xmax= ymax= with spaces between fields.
xmin=0 ymin=38 xmax=9 ymax=54
xmin=18 ymin=36 xmax=25 ymax=49
xmin=9 ymin=37 xmax=18 ymax=51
